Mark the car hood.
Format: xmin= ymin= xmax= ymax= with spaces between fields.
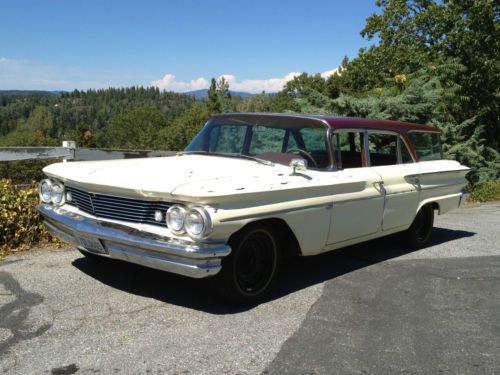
xmin=43 ymin=154 xmax=331 ymax=202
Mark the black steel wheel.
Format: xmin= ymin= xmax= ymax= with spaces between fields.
xmin=405 ymin=204 xmax=434 ymax=249
xmin=212 ymin=224 xmax=280 ymax=305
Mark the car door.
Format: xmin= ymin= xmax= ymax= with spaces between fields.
xmin=326 ymin=130 xmax=385 ymax=245
xmin=367 ymin=131 xmax=419 ymax=231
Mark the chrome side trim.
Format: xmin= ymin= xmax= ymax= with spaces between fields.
xmin=38 ymin=204 xmax=231 ymax=278
xmin=333 ymin=195 xmax=384 ymax=205
xmin=407 ymin=168 xmax=470 ymax=177
xmin=220 ymin=202 xmax=332 ymax=223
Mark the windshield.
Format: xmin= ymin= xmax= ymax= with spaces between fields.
xmin=185 ymin=116 xmax=331 ymax=169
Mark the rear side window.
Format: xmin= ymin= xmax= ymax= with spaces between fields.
xmin=408 ymin=132 xmax=442 ymax=161
xmin=332 ymin=131 xmax=363 ymax=169
xmin=368 ymin=133 xmax=398 ymax=166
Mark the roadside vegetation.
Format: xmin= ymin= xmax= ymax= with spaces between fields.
xmin=0 ymin=179 xmax=60 ymax=258
xmin=0 ymin=0 xmax=498 ymax=254
xmin=469 ymin=181 xmax=500 ymax=203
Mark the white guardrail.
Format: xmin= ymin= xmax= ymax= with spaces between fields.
xmin=0 ymin=141 xmax=176 ymax=162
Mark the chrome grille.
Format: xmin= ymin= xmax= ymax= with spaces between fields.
xmin=66 ymin=186 xmax=171 ymax=227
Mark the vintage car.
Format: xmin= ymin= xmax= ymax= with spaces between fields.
xmin=37 ymin=113 xmax=469 ymax=304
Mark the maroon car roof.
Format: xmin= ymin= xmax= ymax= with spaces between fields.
xmin=215 ymin=113 xmax=440 ymax=133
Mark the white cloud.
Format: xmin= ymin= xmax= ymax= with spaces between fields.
xmin=150 ymin=68 xmax=340 ymax=94
xmin=321 ymin=67 xmax=341 ymax=78
xmin=216 ymin=72 xmax=302 ymax=93
xmin=150 ymin=74 xmax=209 ymax=92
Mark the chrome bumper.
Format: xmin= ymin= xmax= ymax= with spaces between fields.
xmin=37 ymin=204 xmax=231 ymax=278
xmin=459 ymin=189 xmax=470 ymax=206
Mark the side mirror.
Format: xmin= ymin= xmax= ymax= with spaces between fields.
xmin=290 ymin=158 xmax=307 ymax=174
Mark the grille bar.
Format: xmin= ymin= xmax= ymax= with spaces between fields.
xmin=66 ymin=186 xmax=171 ymax=227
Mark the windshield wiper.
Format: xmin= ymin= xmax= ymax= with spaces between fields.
xmin=178 ymin=151 xmax=274 ymax=166
xmin=227 ymin=153 xmax=274 ymax=166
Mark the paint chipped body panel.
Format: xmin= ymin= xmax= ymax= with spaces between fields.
xmin=38 ymin=114 xmax=469 ymax=276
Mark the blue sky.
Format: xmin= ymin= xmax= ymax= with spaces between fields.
xmin=0 ymin=0 xmax=379 ymax=92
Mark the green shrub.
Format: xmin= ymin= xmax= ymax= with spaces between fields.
xmin=0 ymin=179 xmax=58 ymax=258
xmin=469 ymin=181 xmax=500 ymax=203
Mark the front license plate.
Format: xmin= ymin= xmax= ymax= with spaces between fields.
xmin=78 ymin=236 xmax=106 ymax=254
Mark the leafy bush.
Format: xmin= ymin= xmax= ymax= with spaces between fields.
xmin=0 ymin=179 xmax=58 ymax=258
xmin=470 ymin=181 xmax=500 ymax=203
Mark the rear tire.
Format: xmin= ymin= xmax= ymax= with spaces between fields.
xmin=405 ymin=204 xmax=434 ymax=249
xmin=212 ymin=224 xmax=280 ymax=306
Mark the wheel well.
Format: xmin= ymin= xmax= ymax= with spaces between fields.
xmin=229 ymin=218 xmax=302 ymax=258
xmin=419 ymin=201 xmax=440 ymax=214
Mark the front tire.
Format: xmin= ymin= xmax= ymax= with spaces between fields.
xmin=212 ymin=224 xmax=280 ymax=305
xmin=405 ymin=204 xmax=434 ymax=249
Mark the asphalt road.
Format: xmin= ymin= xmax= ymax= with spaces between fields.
xmin=1 ymin=202 xmax=499 ymax=374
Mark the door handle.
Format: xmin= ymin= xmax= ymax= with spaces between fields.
xmin=373 ymin=181 xmax=386 ymax=194
xmin=406 ymin=174 xmax=421 ymax=185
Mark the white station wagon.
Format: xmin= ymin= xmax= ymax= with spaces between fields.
xmin=38 ymin=113 xmax=470 ymax=304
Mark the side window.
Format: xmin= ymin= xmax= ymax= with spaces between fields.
xmin=368 ymin=133 xmax=398 ymax=166
xmin=332 ymin=131 xmax=363 ymax=169
xmin=408 ymin=131 xmax=442 ymax=161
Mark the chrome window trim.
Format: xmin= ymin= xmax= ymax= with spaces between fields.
xmin=399 ymin=136 xmax=416 ymax=163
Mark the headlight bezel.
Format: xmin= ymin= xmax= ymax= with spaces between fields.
xmin=38 ymin=179 xmax=53 ymax=203
xmin=50 ymin=180 xmax=66 ymax=206
xmin=166 ymin=204 xmax=213 ymax=239
xmin=185 ymin=206 xmax=212 ymax=239
xmin=39 ymin=178 xmax=66 ymax=206
xmin=166 ymin=205 xmax=187 ymax=234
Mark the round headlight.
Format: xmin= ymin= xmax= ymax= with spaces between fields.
xmin=185 ymin=207 xmax=212 ymax=238
xmin=38 ymin=179 xmax=53 ymax=203
xmin=166 ymin=205 xmax=186 ymax=233
xmin=50 ymin=181 xmax=65 ymax=206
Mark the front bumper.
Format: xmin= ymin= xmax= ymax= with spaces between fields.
xmin=37 ymin=204 xmax=231 ymax=278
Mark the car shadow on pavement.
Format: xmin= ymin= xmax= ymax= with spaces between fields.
xmin=72 ymin=226 xmax=475 ymax=314
xmin=274 ymin=227 xmax=475 ymax=298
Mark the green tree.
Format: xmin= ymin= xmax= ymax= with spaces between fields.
xmin=105 ymin=107 xmax=169 ymax=149
xmin=350 ymin=0 xmax=499 ymax=146
xmin=216 ymin=76 xmax=233 ymax=112
xmin=0 ymin=106 xmax=58 ymax=146
xmin=207 ymin=78 xmax=220 ymax=114
xmin=162 ymin=101 xmax=210 ymax=150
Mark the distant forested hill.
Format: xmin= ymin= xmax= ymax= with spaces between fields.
xmin=183 ymin=89 xmax=256 ymax=100
xmin=0 ymin=90 xmax=61 ymax=97
xmin=0 ymin=87 xmax=196 ymax=148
